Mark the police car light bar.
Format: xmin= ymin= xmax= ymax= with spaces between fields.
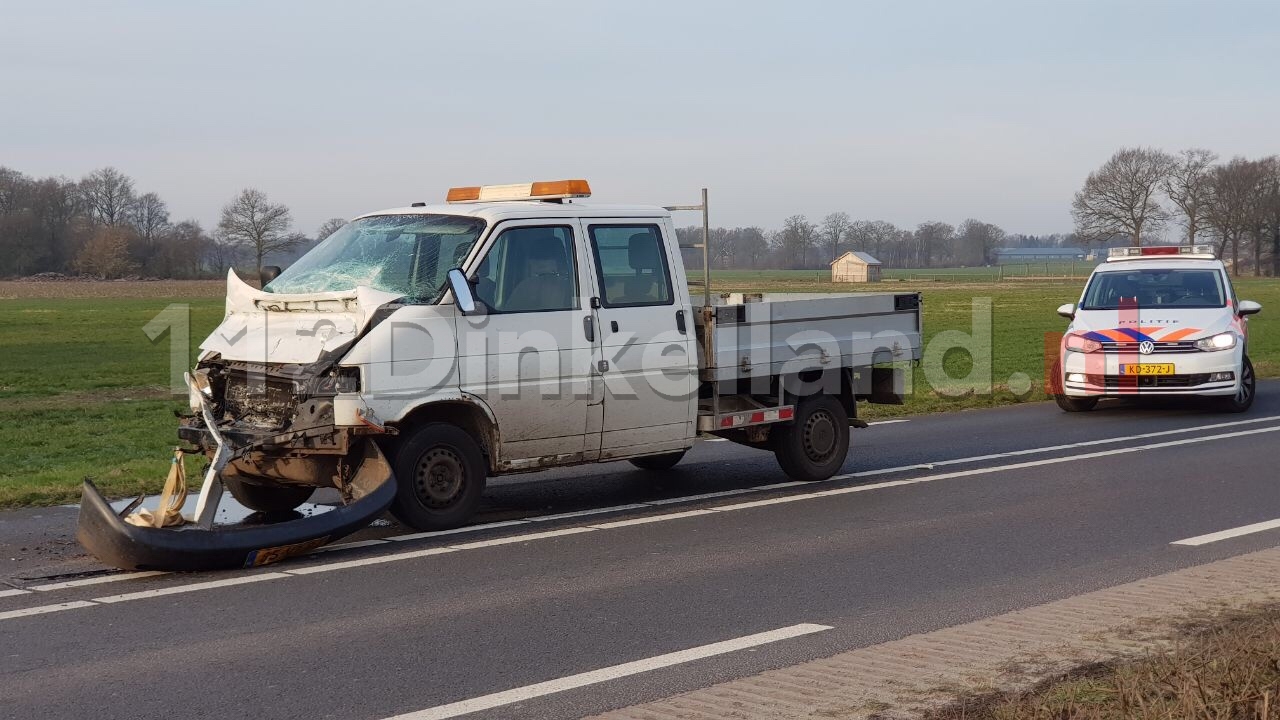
xmin=446 ymin=180 xmax=591 ymax=204
xmin=1106 ymin=245 xmax=1216 ymax=261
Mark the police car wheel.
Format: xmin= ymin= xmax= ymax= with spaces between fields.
xmin=1054 ymin=394 xmax=1098 ymax=412
xmin=1216 ymin=356 xmax=1255 ymax=414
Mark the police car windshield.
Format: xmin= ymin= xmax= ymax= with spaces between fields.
xmin=264 ymin=214 xmax=486 ymax=301
xmin=1080 ymin=268 xmax=1226 ymax=310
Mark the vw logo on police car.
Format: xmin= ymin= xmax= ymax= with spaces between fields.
xmin=1138 ymin=340 xmax=1155 ymax=355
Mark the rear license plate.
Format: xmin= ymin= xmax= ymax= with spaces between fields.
xmin=1119 ymin=364 xmax=1175 ymax=376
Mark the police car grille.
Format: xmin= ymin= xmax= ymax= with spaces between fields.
xmin=1101 ymin=341 xmax=1199 ymax=354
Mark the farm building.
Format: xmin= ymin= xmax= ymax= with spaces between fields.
xmin=830 ymin=251 xmax=882 ymax=282
xmin=992 ymin=247 xmax=1088 ymax=263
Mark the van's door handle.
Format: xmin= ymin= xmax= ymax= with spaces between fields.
xmin=583 ymin=315 xmax=595 ymax=342
xmin=676 ymin=309 xmax=686 ymax=334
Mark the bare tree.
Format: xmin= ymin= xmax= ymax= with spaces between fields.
xmin=316 ymin=217 xmax=346 ymax=242
xmin=1259 ymin=157 xmax=1280 ymax=277
xmin=915 ymin=221 xmax=954 ymax=268
xmin=738 ymin=226 xmax=769 ymax=268
xmin=1072 ymin=147 xmax=1174 ymax=246
xmin=956 ymin=219 xmax=1006 ymax=266
xmin=217 ymin=188 xmax=301 ymax=275
xmin=1162 ymin=148 xmax=1218 ymax=246
xmin=779 ymin=215 xmax=818 ymax=268
xmin=1204 ymin=157 xmax=1268 ymax=275
xmin=130 ymin=191 xmax=170 ymax=269
xmin=74 ymin=226 xmax=137 ymax=278
xmin=78 ymin=167 xmax=137 ymax=226
xmin=820 ymin=212 xmax=852 ymax=262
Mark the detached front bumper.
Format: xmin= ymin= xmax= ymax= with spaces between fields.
xmin=76 ymin=441 xmax=395 ymax=571
xmin=1061 ymin=350 xmax=1241 ymax=397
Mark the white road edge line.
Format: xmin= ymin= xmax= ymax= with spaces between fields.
xmin=0 ymin=601 xmax=95 ymax=621
xmin=845 ymin=414 xmax=1280 ymax=479
xmin=7 ymin=421 xmax=1279 ymax=620
xmin=867 ymin=419 xmax=911 ymax=425
xmin=1172 ymin=518 xmax=1280 ymax=546
xmin=92 ymin=573 xmax=288 ymax=604
xmin=31 ymin=571 xmax=168 ymax=592
xmin=381 ymin=623 xmax=833 ymax=720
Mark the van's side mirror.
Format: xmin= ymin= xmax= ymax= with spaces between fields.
xmin=447 ymin=268 xmax=476 ymax=314
xmin=1238 ymin=300 xmax=1263 ymax=316
xmin=1056 ymin=303 xmax=1075 ymax=319
xmin=260 ymin=265 xmax=282 ymax=287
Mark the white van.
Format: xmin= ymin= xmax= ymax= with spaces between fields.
xmin=1053 ymin=246 xmax=1262 ymax=413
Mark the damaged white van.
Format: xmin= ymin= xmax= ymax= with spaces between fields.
xmin=78 ymin=180 xmax=923 ymax=571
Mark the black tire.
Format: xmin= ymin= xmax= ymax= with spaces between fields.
xmin=772 ymin=394 xmax=850 ymax=482
xmin=224 ymin=477 xmax=314 ymax=513
xmin=1054 ymin=394 xmax=1099 ymax=412
xmin=629 ymin=450 xmax=687 ymax=471
xmin=389 ymin=422 xmax=487 ymax=531
xmin=1216 ymin=355 xmax=1255 ymax=413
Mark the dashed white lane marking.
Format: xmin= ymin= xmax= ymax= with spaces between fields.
xmin=0 ymin=588 xmax=32 ymax=599
xmin=0 ymin=601 xmax=95 ymax=621
xmin=31 ymin=571 xmax=168 ymax=592
xmin=381 ymin=623 xmax=833 ymax=720
xmin=867 ymin=419 xmax=911 ymax=425
xmin=6 ymin=417 xmax=1277 ymax=619
xmin=1172 ymin=518 xmax=1280 ymax=546
xmin=92 ymin=573 xmax=288 ymax=604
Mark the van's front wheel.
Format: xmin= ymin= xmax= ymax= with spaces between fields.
xmin=390 ymin=423 xmax=487 ymax=531
xmin=772 ymin=395 xmax=850 ymax=482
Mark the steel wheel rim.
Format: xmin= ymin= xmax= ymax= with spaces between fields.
xmin=802 ymin=409 xmax=838 ymax=462
xmin=414 ymin=446 xmax=465 ymax=508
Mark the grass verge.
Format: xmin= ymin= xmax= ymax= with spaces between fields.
xmin=2 ymin=278 xmax=1279 ymax=508
xmin=925 ymin=603 xmax=1280 ymax=720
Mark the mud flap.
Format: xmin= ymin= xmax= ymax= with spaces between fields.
xmin=76 ymin=442 xmax=395 ymax=572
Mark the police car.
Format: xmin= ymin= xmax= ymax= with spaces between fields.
xmin=1054 ymin=245 xmax=1262 ymax=413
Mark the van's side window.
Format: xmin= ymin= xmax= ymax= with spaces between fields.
xmin=473 ymin=226 xmax=578 ymax=313
xmin=588 ymin=224 xmax=674 ymax=308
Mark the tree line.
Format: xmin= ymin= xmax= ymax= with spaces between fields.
xmin=677 ymin=216 xmax=1022 ymax=271
xmin=1073 ymin=147 xmax=1280 ymax=276
xmin=0 ymin=165 xmax=345 ymax=278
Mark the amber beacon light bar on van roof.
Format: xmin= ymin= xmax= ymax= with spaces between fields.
xmin=446 ymin=179 xmax=592 ymax=203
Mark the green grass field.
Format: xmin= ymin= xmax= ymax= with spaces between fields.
xmin=2 ymin=276 xmax=1279 ymax=508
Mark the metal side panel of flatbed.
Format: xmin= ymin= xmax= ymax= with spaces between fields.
xmin=693 ymin=292 xmax=923 ymax=382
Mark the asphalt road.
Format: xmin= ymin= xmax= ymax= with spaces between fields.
xmin=4 ymin=386 xmax=1280 ymax=719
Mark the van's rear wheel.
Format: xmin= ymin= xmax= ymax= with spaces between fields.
xmin=390 ymin=423 xmax=487 ymax=531
xmin=772 ymin=394 xmax=849 ymax=482
xmin=629 ymin=451 xmax=687 ymax=471
xmin=224 ymin=477 xmax=314 ymax=513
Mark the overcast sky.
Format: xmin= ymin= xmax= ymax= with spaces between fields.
xmin=2 ymin=0 xmax=1277 ymax=238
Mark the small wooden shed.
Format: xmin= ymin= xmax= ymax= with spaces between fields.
xmin=830 ymin=251 xmax=882 ymax=283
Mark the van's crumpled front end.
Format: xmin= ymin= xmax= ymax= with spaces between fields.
xmin=76 ymin=271 xmax=404 ymax=571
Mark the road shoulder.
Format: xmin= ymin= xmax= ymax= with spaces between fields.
xmin=590 ymin=545 xmax=1280 ymax=720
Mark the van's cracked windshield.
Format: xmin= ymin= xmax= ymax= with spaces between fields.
xmin=264 ymin=214 xmax=486 ymax=299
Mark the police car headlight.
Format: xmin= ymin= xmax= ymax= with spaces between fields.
xmin=1065 ymin=334 xmax=1102 ymax=353
xmin=1195 ymin=332 xmax=1237 ymax=352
